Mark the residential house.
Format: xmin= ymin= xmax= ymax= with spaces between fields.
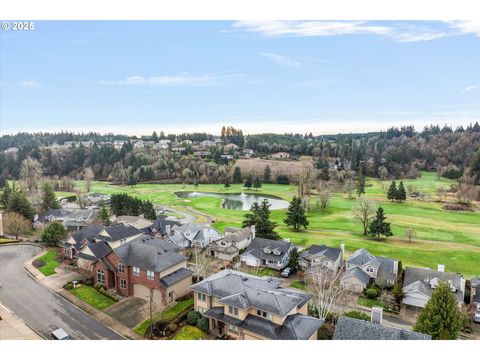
xmin=223 ymin=143 xmax=239 ymax=151
xmin=116 ymin=215 xmax=153 ymax=230
xmin=299 ymin=244 xmax=344 ymax=275
xmin=194 ymin=151 xmax=210 ymax=158
xmin=34 ymin=209 xmax=72 ymax=230
xmin=61 ymin=224 xmax=104 ymax=261
xmin=86 ymin=193 xmax=111 ymax=207
xmin=168 ymin=223 xmax=221 ymax=248
xmin=333 ymin=309 xmax=431 ymax=340
xmin=242 ymin=149 xmax=254 ymax=158
xmin=133 ymin=140 xmax=145 ymax=149
xmin=220 ymin=154 xmax=234 ymax=161
xmin=113 ymin=140 xmax=126 ymax=149
xmin=200 ymin=140 xmax=215 ymax=148
xmin=93 ymin=235 xmax=192 ymax=308
xmin=64 ymin=209 xmax=96 ymax=231
xmin=272 ymin=152 xmax=290 ymax=159
xmin=240 ymin=237 xmax=293 ymax=270
xmin=402 ymin=265 xmax=465 ymax=308
xmin=208 ymin=226 xmax=255 ymax=261
xmin=145 ymin=216 xmax=181 ymax=238
xmin=340 ymin=248 xmax=398 ymax=292
xmin=472 ymin=277 xmax=480 ymax=311
xmin=190 ymin=269 xmax=323 ymax=340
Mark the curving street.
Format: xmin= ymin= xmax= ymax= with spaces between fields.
xmin=0 ymin=245 xmax=124 ymax=340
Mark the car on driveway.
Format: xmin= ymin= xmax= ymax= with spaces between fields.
xmin=473 ymin=312 xmax=480 ymax=324
xmin=51 ymin=328 xmax=70 ymax=340
xmin=281 ymin=267 xmax=293 ymax=278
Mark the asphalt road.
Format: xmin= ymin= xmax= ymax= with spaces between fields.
xmin=0 ymin=245 xmax=124 ymax=340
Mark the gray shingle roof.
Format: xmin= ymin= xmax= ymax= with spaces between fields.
xmin=300 ymin=244 xmax=342 ymax=262
xmin=242 ymin=237 xmax=292 ymax=262
xmin=37 ymin=209 xmax=72 ymax=222
xmin=347 ymin=248 xmax=381 ymax=268
xmin=63 ymin=224 xmax=104 ymax=251
xmin=333 ymin=316 xmax=431 ymax=340
xmin=472 ymin=277 xmax=480 ymax=304
xmin=204 ymin=307 xmax=323 ymax=340
xmin=100 ymin=223 xmax=143 ymax=242
xmin=113 ymin=235 xmax=186 ymax=273
xmin=403 ymin=267 xmax=465 ymax=304
xmin=341 ymin=267 xmax=371 ymax=286
xmin=159 ymin=267 xmax=192 ymax=288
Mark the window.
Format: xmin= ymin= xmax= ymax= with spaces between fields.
xmin=120 ymin=239 xmax=127 ymax=245
xmin=133 ymin=266 xmax=140 ymax=276
xmin=198 ymin=293 xmax=206 ymax=301
xmin=256 ymin=309 xmax=271 ymax=320
xmin=197 ymin=307 xmax=206 ymax=314
xmin=147 ymin=270 xmax=154 ymax=280
xmin=228 ymin=306 xmax=238 ymax=316
xmin=120 ymin=278 xmax=126 ymax=289
xmin=366 ymin=266 xmax=374 ymax=274
xmin=96 ymin=270 xmax=105 ymax=285
xmin=118 ymin=261 xmax=124 ymax=273
xmin=228 ymin=324 xmax=239 ymax=334
xmin=168 ymin=291 xmax=174 ymax=303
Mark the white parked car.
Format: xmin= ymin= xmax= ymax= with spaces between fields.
xmin=473 ymin=312 xmax=480 ymax=324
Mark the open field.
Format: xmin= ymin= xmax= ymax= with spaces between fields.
xmin=234 ymin=157 xmax=313 ymax=178
xmin=80 ymin=172 xmax=480 ymax=277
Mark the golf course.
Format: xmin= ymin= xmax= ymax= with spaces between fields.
xmin=81 ymin=172 xmax=480 ymax=278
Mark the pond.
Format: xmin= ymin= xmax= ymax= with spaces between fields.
xmin=175 ymin=191 xmax=289 ymax=211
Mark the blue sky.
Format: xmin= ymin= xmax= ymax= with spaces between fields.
xmin=0 ymin=20 xmax=479 ymax=135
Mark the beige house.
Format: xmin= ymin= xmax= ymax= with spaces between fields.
xmin=207 ymin=226 xmax=255 ymax=261
xmin=272 ymin=152 xmax=290 ymax=159
xmin=190 ymin=270 xmax=323 ymax=340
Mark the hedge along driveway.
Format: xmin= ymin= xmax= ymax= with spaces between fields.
xmin=69 ymin=285 xmax=116 ymax=310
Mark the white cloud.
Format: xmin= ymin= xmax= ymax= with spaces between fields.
xmin=96 ymin=72 xmax=245 ymax=87
xmin=447 ymin=20 xmax=480 ymax=37
xmin=393 ymin=31 xmax=447 ymax=43
xmin=19 ymin=80 xmax=42 ymax=88
xmin=462 ymin=86 xmax=478 ymax=93
xmin=259 ymin=52 xmax=302 ymax=68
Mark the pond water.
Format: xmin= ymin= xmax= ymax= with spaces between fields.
xmin=175 ymin=191 xmax=289 ymax=211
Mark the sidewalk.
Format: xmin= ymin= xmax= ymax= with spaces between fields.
xmin=0 ymin=302 xmax=43 ymax=340
xmin=24 ymin=248 xmax=143 ymax=340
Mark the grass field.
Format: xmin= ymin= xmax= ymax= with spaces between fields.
xmin=69 ymin=285 xmax=116 ymax=310
xmin=173 ymin=325 xmax=206 ymax=340
xmin=35 ymin=250 xmax=60 ymax=276
xmin=80 ymin=172 xmax=480 ymax=278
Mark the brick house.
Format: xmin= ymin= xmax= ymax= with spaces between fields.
xmin=93 ymin=235 xmax=192 ymax=308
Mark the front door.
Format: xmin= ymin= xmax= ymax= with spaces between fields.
xmin=217 ymin=321 xmax=225 ymax=335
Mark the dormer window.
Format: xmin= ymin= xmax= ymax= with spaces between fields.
xmin=272 ymin=250 xmax=281 ymax=255
xmin=263 ymin=247 xmax=271 ymax=254
xmin=228 ymin=306 xmax=239 ymax=316
xmin=366 ymin=266 xmax=374 ymax=273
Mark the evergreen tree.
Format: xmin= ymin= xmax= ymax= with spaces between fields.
xmin=263 ymin=165 xmax=271 ymax=183
xmin=152 ymin=131 xmax=159 ymax=143
xmin=414 ymin=282 xmax=462 ymax=339
xmin=288 ymin=247 xmax=300 ymax=273
xmin=242 ymin=199 xmax=280 ymax=239
xmin=387 ymin=180 xmax=398 ymax=201
xmin=98 ymin=201 xmax=111 ymax=225
xmin=41 ymin=222 xmax=68 ymax=246
xmin=244 ymin=176 xmax=253 ymax=189
xmin=142 ymin=200 xmax=157 ymax=220
xmin=0 ymin=181 xmax=15 ymax=209
xmin=356 ymin=174 xmax=365 ymax=197
xmin=7 ymin=191 xmax=34 ymax=220
xmin=284 ymin=196 xmax=309 ymax=231
xmin=233 ymin=166 xmax=242 ymax=183
xmin=368 ymin=207 xmax=393 ymax=239
xmin=128 ymin=174 xmax=137 ymax=187
xmin=224 ymin=179 xmax=231 ymax=189
xmin=41 ymin=182 xmax=61 ymax=212
xmin=396 ymin=181 xmax=407 ymax=202
xmin=253 ymin=177 xmax=262 ymax=190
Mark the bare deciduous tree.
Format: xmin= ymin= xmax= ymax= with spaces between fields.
xmin=192 ymin=247 xmax=211 ymax=279
xmin=456 ymin=183 xmax=479 ymax=206
xmin=4 ymin=212 xmax=32 ymax=240
xmin=352 ymin=198 xmax=376 ymax=236
xmin=344 ymin=178 xmax=355 ymax=200
xmin=19 ymin=157 xmax=44 ymax=194
xmin=437 ymin=186 xmax=447 ymax=202
xmin=83 ymin=167 xmax=95 ymax=193
xmin=405 ymin=227 xmax=416 ymax=243
xmin=317 ymin=181 xmax=331 ymax=213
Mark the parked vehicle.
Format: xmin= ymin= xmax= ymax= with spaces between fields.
xmin=281 ymin=267 xmax=293 ymax=278
xmin=473 ymin=312 xmax=480 ymax=324
xmin=50 ymin=328 xmax=70 ymax=340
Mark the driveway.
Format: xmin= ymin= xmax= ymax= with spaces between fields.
xmin=0 ymin=245 xmax=124 ymax=340
xmin=104 ymin=297 xmax=148 ymax=328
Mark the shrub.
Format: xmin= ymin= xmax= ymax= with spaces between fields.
xmin=84 ymin=278 xmax=94 ymax=286
xmin=187 ymin=311 xmax=202 ymax=326
xmin=196 ymin=317 xmax=209 ymax=333
xmin=343 ymin=311 xmax=370 ymax=321
xmin=64 ymin=283 xmax=74 ymax=290
xmin=365 ymin=288 xmax=380 ymax=299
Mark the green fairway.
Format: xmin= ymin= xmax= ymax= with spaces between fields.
xmin=79 ymin=172 xmax=480 ymax=278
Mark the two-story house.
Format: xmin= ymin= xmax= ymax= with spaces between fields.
xmin=64 ymin=209 xmax=96 ymax=231
xmin=340 ymin=248 xmax=398 ymax=292
xmin=168 ymin=223 xmax=221 ymax=248
xmin=299 ymin=244 xmax=344 ymax=275
xmin=208 ymin=226 xmax=255 ymax=261
xmin=93 ymin=235 xmax=192 ymax=308
xmin=34 ymin=209 xmax=72 ymax=230
xmin=61 ymin=224 xmax=104 ymax=260
xmin=402 ymin=265 xmax=465 ymax=308
xmin=240 ymin=237 xmax=293 ymax=270
xmin=190 ymin=270 xmax=323 ymax=340
xmin=472 ymin=277 xmax=480 ymax=311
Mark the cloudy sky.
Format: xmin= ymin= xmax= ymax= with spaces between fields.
xmin=1 ymin=20 xmax=479 ymax=135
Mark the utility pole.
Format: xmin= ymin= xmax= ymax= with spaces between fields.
xmin=149 ymin=289 xmax=153 ymax=340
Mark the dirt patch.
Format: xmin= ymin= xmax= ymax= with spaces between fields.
xmin=32 ymin=260 xmax=45 ymax=268
xmin=234 ymin=158 xmax=312 ymax=178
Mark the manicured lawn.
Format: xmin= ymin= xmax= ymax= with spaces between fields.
xmin=173 ymin=325 xmax=206 ymax=340
xmin=0 ymin=238 xmax=20 ymax=244
xmin=289 ymin=280 xmax=307 ymax=290
xmin=77 ymin=171 xmax=480 ymax=277
xmin=69 ymin=285 xmax=116 ymax=310
xmin=133 ymin=298 xmax=194 ymax=336
xmin=36 ymin=250 xmax=60 ymax=276
xmin=357 ymin=296 xmax=386 ymax=309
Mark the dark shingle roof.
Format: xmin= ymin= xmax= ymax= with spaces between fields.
xmin=333 ymin=316 xmax=431 ymax=340
xmin=37 ymin=209 xmax=72 ymax=222
xmin=242 ymin=237 xmax=292 ymax=262
xmin=472 ymin=277 xmax=480 ymax=304
xmin=113 ymin=235 xmax=186 ymax=272
xmin=100 ymin=223 xmax=143 ymax=242
xmin=341 ymin=267 xmax=371 ymax=286
xmin=159 ymin=268 xmax=192 ymax=288
xmin=300 ymin=244 xmax=342 ymax=262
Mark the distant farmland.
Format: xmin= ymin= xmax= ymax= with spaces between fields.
xmin=234 ymin=157 xmax=313 ymax=179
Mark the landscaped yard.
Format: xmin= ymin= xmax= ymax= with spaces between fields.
xmin=173 ymin=325 xmax=206 ymax=340
xmin=289 ymin=280 xmax=307 ymax=290
xmin=35 ymin=250 xmax=60 ymax=276
xmin=133 ymin=298 xmax=194 ymax=336
xmin=357 ymin=296 xmax=386 ymax=309
xmin=79 ymin=171 xmax=480 ymax=277
xmin=69 ymin=285 xmax=116 ymax=310
xmin=0 ymin=238 xmax=21 ymax=244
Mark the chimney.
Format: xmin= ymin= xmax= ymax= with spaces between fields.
xmin=340 ymin=243 xmax=345 ymax=260
xmin=371 ymin=306 xmax=383 ymax=325
xmin=393 ymin=260 xmax=399 ymax=276
xmin=460 ymin=278 xmax=466 ymax=294
xmin=165 ymin=225 xmax=171 ymax=237
xmin=438 ymin=264 xmax=445 ymax=272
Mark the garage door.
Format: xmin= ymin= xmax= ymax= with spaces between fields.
xmin=243 ymin=255 xmax=259 ymax=267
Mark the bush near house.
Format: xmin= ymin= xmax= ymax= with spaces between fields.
xmin=343 ymin=311 xmax=370 ymax=321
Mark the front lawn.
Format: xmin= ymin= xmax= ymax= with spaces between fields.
xmin=69 ymin=285 xmax=116 ymax=310
xmin=357 ymin=296 xmax=386 ymax=309
xmin=289 ymin=280 xmax=306 ymax=290
xmin=133 ymin=298 xmax=194 ymax=336
xmin=0 ymin=238 xmax=21 ymax=244
xmin=173 ymin=325 xmax=206 ymax=340
xmin=35 ymin=250 xmax=60 ymax=276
